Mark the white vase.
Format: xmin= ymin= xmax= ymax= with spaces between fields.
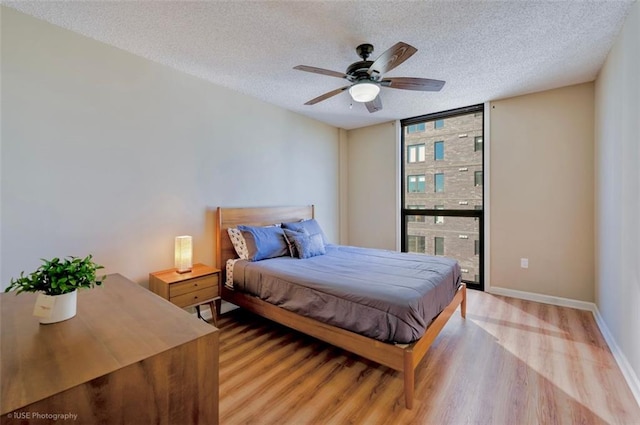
xmin=39 ymin=290 xmax=77 ymax=324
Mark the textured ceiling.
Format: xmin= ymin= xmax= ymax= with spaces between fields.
xmin=3 ymin=1 xmax=635 ymax=130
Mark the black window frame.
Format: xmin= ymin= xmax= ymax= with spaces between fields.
xmin=401 ymin=104 xmax=485 ymax=291
xmin=434 ymin=205 xmax=444 ymax=224
xmin=407 ymin=205 xmax=426 ymax=223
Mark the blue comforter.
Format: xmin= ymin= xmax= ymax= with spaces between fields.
xmin=233 ymin=244 xmax=461 ymax=343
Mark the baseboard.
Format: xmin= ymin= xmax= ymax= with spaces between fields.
xmin=592 ymin=307 xmax=640 ymax=408
xmin=489 ymin=286 xmax=640 ymax=408
xmin=488 ymin=286 xmax=596 ymax=311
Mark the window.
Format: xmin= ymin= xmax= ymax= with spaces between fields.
xmin=475 ymin=204 xmax=482 ymax=221
xmin=434 ymin=141 xmax=444 ymax=160
xmin=475 ymin=136 xmax=483 ymax=152
xmin=407 ymin=144 xmax=425 ymax=163
xmin=434 ymin=173 xmax=444 ymax=192
xmin=408 ymin=175 xmax=425 ymax=193
xmin=401 ymin=104 xmax=484 ymax=291
xmin=475 ymin=171 xmax=483 ymax=186
xmin=434 ymin=205 xmax=444 ymax=224
xmin=407 ymin=205 xmax=426 ymax=222
xmin=408 ymin=235 xmax=425 ymax=253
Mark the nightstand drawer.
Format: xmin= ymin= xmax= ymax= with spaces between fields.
xmin=171 ymin=286 xmax=217 ymax=308
xmin=170 ymin=275 xmax=218 ymax=298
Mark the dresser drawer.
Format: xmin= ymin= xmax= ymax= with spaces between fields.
xmin=170 ymin=275 xmax=218 ymax=298
xmin=170 ymin=286 xmax=217 ymax=308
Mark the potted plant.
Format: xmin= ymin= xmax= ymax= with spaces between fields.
xmin=5 ymin=255 xmax=105 ymax=324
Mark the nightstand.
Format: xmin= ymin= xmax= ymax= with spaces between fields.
xmin=149 ymin=263 xmax=220 ymax=326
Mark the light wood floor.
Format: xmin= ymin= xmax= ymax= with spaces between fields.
xmin=218 ymin=290 xmax=640 ymax=424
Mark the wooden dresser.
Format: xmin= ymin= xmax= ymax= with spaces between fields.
xmin=0 ymin=274 xmax=219 ymax=425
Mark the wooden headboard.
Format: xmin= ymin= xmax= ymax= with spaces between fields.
xmin=215 ymin=205 xmax=315 ymax=281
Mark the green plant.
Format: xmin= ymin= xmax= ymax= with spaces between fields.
xmin=5 ymin=255 xmax=105 ymax=296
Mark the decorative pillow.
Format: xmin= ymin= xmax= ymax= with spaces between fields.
xmin=227 ymin=228 xmax=249 ymax=260
xmin=283 ymin=228 xmax=309 ymax=257
xmin=237 ymin=224 xmax=289 ymax=261
xmin=225 ymin=258 xmax=241 ymax=288
xmin=292 ymin=232 xmax=326 ymax=259
xmin=281 ymin=219 xmax=328 ymax=245
xmin=283 ymin=228 xmax=325 ymax=259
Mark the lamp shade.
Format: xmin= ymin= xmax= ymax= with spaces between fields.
xmin=348 ymin=82 xmax=380 ymax=103
xmin=174 ymin=235 xmax=193 ymax=273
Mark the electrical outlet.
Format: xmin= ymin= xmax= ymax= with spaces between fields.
xmin=520 ymin=258 xmax=529 ymax=268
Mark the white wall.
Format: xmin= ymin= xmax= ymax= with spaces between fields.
xmin=338 ymin=128 xmax=349 ymax=245
xmin=489 ymin=83 xmax=595 ymax=302
xmin=345 ymin=121 xmax=398 ymax=249
xmin=0 ymin=7 xmax=340 ymax=286
xmin=594 ymin=0 xmax=640 ymax=399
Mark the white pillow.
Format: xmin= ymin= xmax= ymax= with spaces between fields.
xmin=227 ymin=227 xmax=249 ymax=260
xmin=225 ymin=258 xmax=240 ymax=288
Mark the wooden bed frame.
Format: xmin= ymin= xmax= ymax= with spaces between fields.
xmin=215 ymin=205 xmax=466 ymax=409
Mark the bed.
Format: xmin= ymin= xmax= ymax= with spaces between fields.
xmin=215 ymin=205 xmax=466 ymax=409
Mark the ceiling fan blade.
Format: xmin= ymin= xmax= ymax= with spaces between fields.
xmin=368 ymin=42 xmax=417 ymax=76
xmin=294 ymin=65 xmax=348 ymax=79
xmin=304 ymin=86 xmax=350 ymax=105
xmin=365 ymin=95 xmax=383 ymax=113
xmin=381 ymin=77 xmax=445 ymax=91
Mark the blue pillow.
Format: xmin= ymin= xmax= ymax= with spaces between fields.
xmin=283 ymin=229 xmax=326 ymax=259
xmin=283 ymin=228 xmax=309 ymax=257
xmin=281 ymin=219 xmax=328 ymax=245
xmin=237 ymin=225 xmax=289 ymax=261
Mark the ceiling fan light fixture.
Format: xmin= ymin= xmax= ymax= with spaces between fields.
xmin=348 ymin=82 xmax=380 ymax=103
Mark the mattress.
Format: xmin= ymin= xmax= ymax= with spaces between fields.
xmin=232 ymin=244 xmax=461 ymax=343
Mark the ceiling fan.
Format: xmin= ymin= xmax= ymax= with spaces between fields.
xmin=293 ymin=42 xmax=445 ymax=113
